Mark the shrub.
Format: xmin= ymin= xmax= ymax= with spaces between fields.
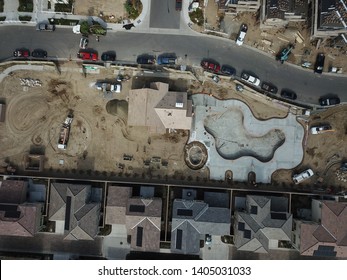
xmin=124 ymin=0 xmax=142 ymax=20
xmin=18 ymin=0 xmax=33 ymax=12
xmin=189 ymin=8 xmax=204 ymax=26
xmin=19 ymin=16 xmax=32 ymax=21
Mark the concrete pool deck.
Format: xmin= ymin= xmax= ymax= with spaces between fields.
xmin=189 ymin=94 xmax=305 ymax=183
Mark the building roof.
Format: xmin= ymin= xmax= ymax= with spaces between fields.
xmin=266 ymin=0 xmax=308 ymax=19
xmin=234 ymin=195 xmax=292 ymax=252
xmin=0 ymin=180 xmax=28 ymax=204
xmin=0 ymin=204 xmax=41 ymax=237
xmin=300 ymin=201 xmax=347 ymax=257
xmin=171 ymin=199 xmax=231 ymax=254
xmin=49 ymin=183 xmax=100 ymax=240
xmin=105 ymin=186 xmax=132 ymax=225
xmin=318 ymin=0 xmax=347 ymax=30
xmin=127 ymin=82 xmax=192 ymax=133
xmin=125 ymin=197 xmax=162 ymax=252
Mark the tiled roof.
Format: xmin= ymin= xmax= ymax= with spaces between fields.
xmin=49 ymin=183 xmax=100 ymax=240
xmin=234 ymin=195 xmax=292 ymax=252
xmin=0 ymin=180 xmax=28 ymax=204
xmin=300 ymin=201 xmax=347 ymax=257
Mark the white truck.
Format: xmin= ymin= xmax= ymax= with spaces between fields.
xmin=292 ymin=169 xmax=314 ymax=184
xmin=95 ymin=82 xmax=121 ymax=93
xmin=58 ymin=113 xmax=73 ymax=150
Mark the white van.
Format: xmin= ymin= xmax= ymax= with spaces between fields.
xmin=236 ymin=24 xmax=248 ymax=46
xmin=292 ymin=169 xmax=314 ymax=184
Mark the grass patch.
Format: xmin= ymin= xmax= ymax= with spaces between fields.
xmin=18 ymin=0 xmax=33 ymax=12
xmin=189 ymin=8 xmax=204 ymax=26
xmin=0 ymin=0 xmax=4 ymax=13
xmin=0 ymin=16 xmax=6 ymax=21
xmin=48 ymin=18 xmax=79 ymax=26
xmin=124 ymin=0 xmax=142 ymax=20
xmin=19 ymin=16 xmax=32 ymax=22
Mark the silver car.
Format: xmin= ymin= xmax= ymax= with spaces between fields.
xmin=79 ymin=37 xmax=88 ymax=49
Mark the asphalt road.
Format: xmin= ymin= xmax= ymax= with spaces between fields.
xmin=150 ymin=0 xmax=181 ymax=29
xmin=0 ymin=26 xmax=346 ymax=105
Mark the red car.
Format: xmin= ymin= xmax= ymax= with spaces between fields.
xmin=201 ymin=60 xmax=221 ymax=73
xmin=77 ymin=50 xmax=98 ymax=61
xmin=13 ymin=49 xmax=30 ymax=57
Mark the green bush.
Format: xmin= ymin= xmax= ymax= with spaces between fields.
xmin=19 ymin=16 xmax=32 ymax=21
xmin=124 ymin=0 xmax=142 ymax=20
xmin=0 ymin=16 xmax=6 ymax=21
xmin=18 ymin=0 xmax=33 ymax=12
xmin=189 ymin=8 xmax=204 ymax=26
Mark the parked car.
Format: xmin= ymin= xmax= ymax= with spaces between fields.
xmin=101 ymin=52 xmax=116 ymax=61
xmin=201 ymin=59 xmax=221 ymax=73
xmin=79 ymin=37 xmax=88 ymax=49
xmin=36 ymin=23 xmax=55 ymax=31
xmin=13 ymin=49 xmax=30 ymax=57
xmin=261 ymin=82 xmax=278 ymax=94
xmin=281 ymin=89 xmax=297 ymax=100
xmin=292 ymin=169 xmax=314 ymax=184
xmin=137 ymin=54 xmax=155 ymax=64
xmin=221 ymin=65 xmax=235 ymax=76
xmin=310 ymin=124 xmax=332 ymax=135
xmin=314 ymin=53 xmax=325 ymax=74
xmin=240 ymin=72 xmax=260 ymax=86
xmin=175 ymin=0 xmax=182 ymax=10
xmin=157 ymin=55 xmax=176 ymax=65
xmin=319 ymin=96 xmax=340 ymax=106
xmin=236 ymin=24 xmax=247 ymax=46
xmin=77 ymin=50 xmax=98 ymax=61
xmin=31 ymin=49 xmax=47 ymax=58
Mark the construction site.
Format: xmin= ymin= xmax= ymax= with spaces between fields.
xmin=0 ymin=59 xmax=346 ymax=193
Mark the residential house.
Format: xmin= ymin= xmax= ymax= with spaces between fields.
xmin=292 ymin=199 xmax=347 ymax=258
xmin=105 ymin=186 xmax=132 ymax=225
xmin=171 ymin=198 xmax=231 ymax=255
xmin=48 ymin=182 xmax=101 ymax=240
xmin=127 ymin=82 xmax=192 ymax=133
xmin=125 ymin=197 xmax=162 ymax=252
xmin=0 ymin=180 xmax=43 ymax=237
xmin=262 ymin=0 xmax=308 ymax=27
xmin=312 ymin=0 xmax=347 ymax=41
xmin=234 ymin=195 xmax=292 ymax=253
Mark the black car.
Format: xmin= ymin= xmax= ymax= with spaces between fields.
xmin=314 ymin=53 xmax=325 ymax=74
xmin=31 ymin=49 xmax=47 ymax=58
xmin=220 ymin=65 xmax=235 ymax=76
xmin=137 ymin=54 xmax=155 ymax=64
xmin=281 ymin=89 xmax=297 ymax=100
xmin=319 ymin=96 xmax=340 ymax=106
xmin=261 ymin=82 xmax=278 ymax=94
xmin=101 ymin=52 xmax=116 ymax=61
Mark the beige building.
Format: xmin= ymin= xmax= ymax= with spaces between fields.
xmin=128 ymin=82 xmax=192 ymax=133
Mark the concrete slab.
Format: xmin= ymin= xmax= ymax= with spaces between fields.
xmin=200 ymin=235 xmax=230 ymax=260
xmin=189 ymin=94 xmax=304 ymax=183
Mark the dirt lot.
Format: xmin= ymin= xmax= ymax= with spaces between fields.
xmin=74 ymin=0 xmax=127 ymax=23
xmin=272 ymin=105 xmax=347 ymax=192
xmin=0 ymin=63 xmax=204 ymax=180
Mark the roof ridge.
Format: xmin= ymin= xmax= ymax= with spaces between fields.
xmin=195 ymin=204 xmax=209 ymax=221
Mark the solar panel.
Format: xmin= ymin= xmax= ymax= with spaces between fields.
xmin=250 ymin=206 xmax=258 ymax=215
xmin=4 ymin=211 xmax=21 ymax=218
xmin=64 ymin=196 xmax=71 ymax=231
xmin=136 ymin=227 xmax=143 ymax=247
xmin=177 ymin=209 xmax=193 ymax=216
xmin=244 ymin=229 xmax=251 ymax=239
xmin=129 ymin=205 xmax=145 ymax=213
xmin=176 ymin=229 xmax=183 ymax=250
xmin=238 ymin=222 xmax=245 ymax=231
xmin=313 ymin=250 xmax=337 ymax=257
xmin=271 ymin=213 xmax=287 ymax=220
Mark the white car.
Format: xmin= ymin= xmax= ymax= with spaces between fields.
xmin=236 ymin=24 xmax=248 ymax=46
xmin=79 ymin=37 xmax=88 ymax=49
xmin=292 ymin=169 xmax=314 ymax=184
xmin=310 ymin=125 xmax=332 ymax=135
xmin=241 ymin=72 xmax=260 ymax=86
